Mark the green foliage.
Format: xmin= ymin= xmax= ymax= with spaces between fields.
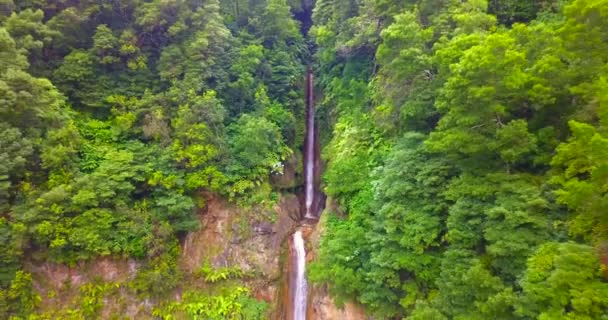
xmin=322 ymin=113 xmax=385 ymax=207
xmin=3 ymin=8 xmax=57 ymax=54
xmin=226 ymin=114 xmax=292 ymax=202
xmin=26 ymin=280 xmax=122 ymax=320
xmin=309 ymin=207 xmax=373 ymax=308
xmin=153 ymin=287 xmax=267 ymax=320
xmin=374 ymin=11 xmax=435 ymax=131
xmin=197 ymin=262 xmax=245 ymax=283
xmin=170 ymin=90 xmax=226 ymax=192
xmin=517 ymin=242 xmax=608 ymax=319
xmin=313 ymin=133 xmax=451 ymax=316
xmin=131 ymin=239 xmax=182 ymax=298
xmin=312 ymin=0 xmax=608 ymax=319
xmin=154 ymin=263 xmax=266 ymax=319
xmin=20 ymin=147 xmax=158 ymax=262
xmin=0 ymin=123 xmax=32 ymax=211
xmin=6 ymin=0 xmax=608 ymax=319
xmin=0 ymin=218 xmax=24 ymax=286
xmin=489 ymin=0 xmax=555 ymax=25
xmin=79 ymin=282 xmax=120 ymax=318
xmin=0 ymin=0 xmax=306 ymax=317
xmin=0 ymin=0 xmax=306 ymax=300
xmin=551 ymin=100 xmax=608 ymax=242
xmin=0 ymin=271 xmax=40 ymax=318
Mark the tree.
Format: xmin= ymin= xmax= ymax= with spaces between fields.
xmin=0 ymin=271 xmax=39 ymax=318
xmin=517 ymin=242 xmax=608 ymax=319
xmin=551 ymin=82 xmax=608 ymax=243
xmin=226 ymin=114 xmax=291 ymax=200
xmin=170 ymin=90 xmax=226 ymax=192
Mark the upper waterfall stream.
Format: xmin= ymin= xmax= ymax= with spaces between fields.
xmin=304 ymin=71 xmax=316 ymax=220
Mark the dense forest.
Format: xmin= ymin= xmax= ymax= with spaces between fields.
xmin=309 ymin=0 xmax=608 ymax=319
xmin=0 ymin=0 xmax=306 ymax=317
xmin=1 ymin=0 xmax=608 ymax=319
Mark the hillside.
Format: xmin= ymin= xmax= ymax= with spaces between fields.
xmin=1 ymin=0 xmax=608 ymax=319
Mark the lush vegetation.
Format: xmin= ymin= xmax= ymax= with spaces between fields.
xmin=153 ymin=263 xmax=267 ymax=320
xmin=0 ymin=0 xmax=305 ymax=317
xmin=2 ymin=0 xmax=608 ymax=319
xmin=309 ymin=0 xmax=608 ymax=319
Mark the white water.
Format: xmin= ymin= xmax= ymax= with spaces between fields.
xmin=293 ymin=230 xmax=308 ymax=320
xmin=304 ymin=72 xmax=315 ymax=219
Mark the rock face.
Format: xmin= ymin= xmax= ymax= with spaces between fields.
xmin=309 ymin=292 xmax=368 ymax=320
xmin=27 ymin=257 xmax=140 ymax=291
xmin=25 ymin=257 xmax=146 ymax=318
xmin=180 ymin=192 xmax=300 ymax=308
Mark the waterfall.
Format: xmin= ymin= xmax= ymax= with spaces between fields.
xmin=293 ymin=230 xmax=308 ymax=320
xmin=287 ymin=70 xmax=317 ymax=320
xmin=304 ymin=71 xmax=316 ymax=219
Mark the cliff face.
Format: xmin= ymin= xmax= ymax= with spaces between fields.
xmin=26 ymin=257 xmax=147 ymax=318
xmin=180 ymin=194 xmax=369 ymax=320
xmin=180 ymin=192 xmax=300 ymax=311
xmin=25 ymin=192 xmax=300 ymax=318
xmin=25 ymin=193 xmax=367 ymax=319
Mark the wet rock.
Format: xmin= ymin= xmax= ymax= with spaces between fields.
xmin=253 ymin=221 xmax=275 ymax=235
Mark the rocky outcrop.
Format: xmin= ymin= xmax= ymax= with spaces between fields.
xmin=180 ymin=192 xmax=300 ymax=309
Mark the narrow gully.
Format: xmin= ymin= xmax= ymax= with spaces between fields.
xmin=288 ymin=2 xmax=321 ymax=316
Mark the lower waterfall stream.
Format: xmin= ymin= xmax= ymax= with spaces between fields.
xmin=292 ymin=230 xmax=308 ymax=320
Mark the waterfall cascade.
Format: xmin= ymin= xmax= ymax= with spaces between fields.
xmin=288 ymin=70 xmax=315 ymax=320
xmin=292 ymin=230 xmax=308 ymax=320
xmin=287 ymin=69 xmax=321 ymax=320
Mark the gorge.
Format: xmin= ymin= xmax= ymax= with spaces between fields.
xmin=289 ymin=3 xmax=321 ymax=317
xmin=3 ymin=0 xmax=608 ymax=319
xmin=289 ymin=68 xmax=319 ymax=320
